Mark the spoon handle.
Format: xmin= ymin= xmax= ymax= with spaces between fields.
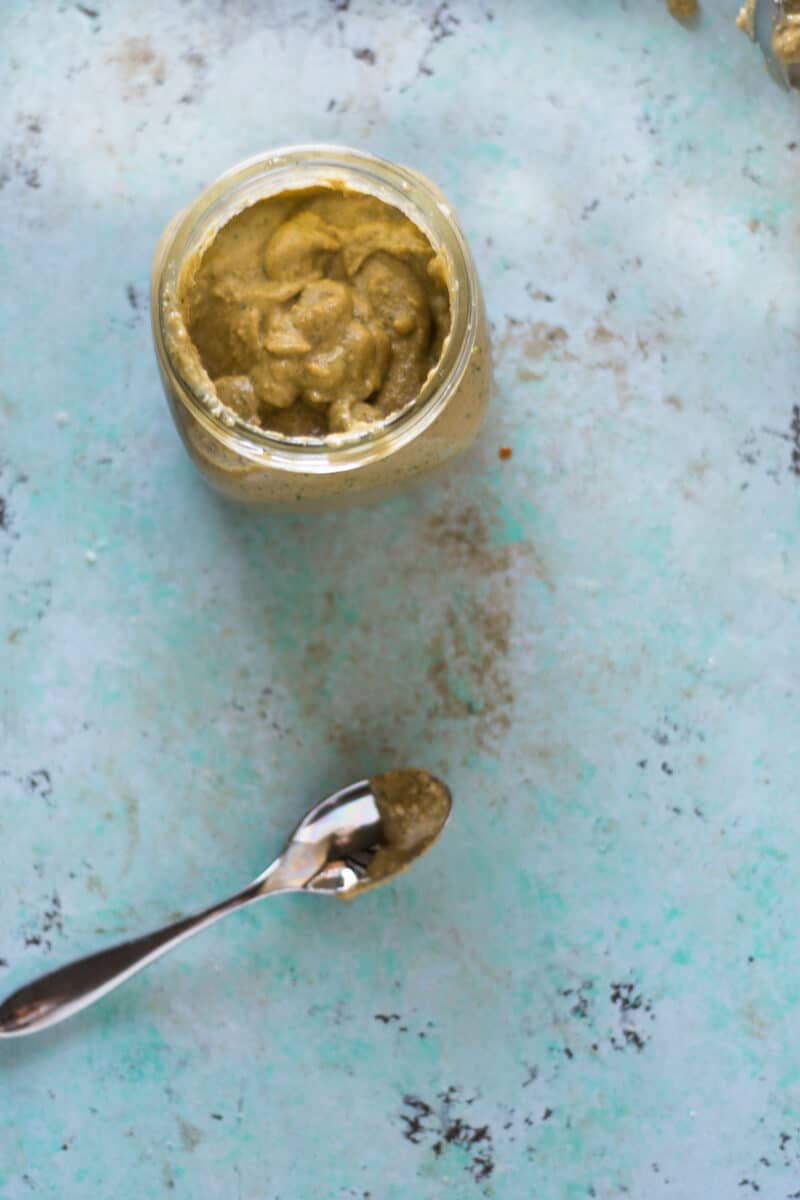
xmin=0 ymin=882 xmax=266 ymax=1038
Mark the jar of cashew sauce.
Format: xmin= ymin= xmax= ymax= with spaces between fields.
xmin=150 ymin=145 xmax=491 ymax=509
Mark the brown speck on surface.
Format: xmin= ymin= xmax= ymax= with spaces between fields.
xmin=121 ymin=793 xmax=140 ymax=874
xmin=664 ymin=394 xmax=683 ymax=411
xmin=688 ymin=457 xmax=711 ymax=481
xmin=328 ymin=714 xmax=397 ymax=764
xmin=499 ymin=318 xmax=573 ymax=373
xmin=354 ymin=47 xmax=376 ymax=64
xmin=592 ymin=323 xmax=621 ymax=344
xmin=427 ymin=504 xmax=510 ymax=575
xmin=112 ymin=36 xmax=167 ymax=95
xmin=503 ymin=316 xmax=573 ymax=362
xmin=748 ymin=217 xmax=760 ymax=233
xmin=427 ymin=595 xmax=513 ymax=748
xmin=177 ymin=1117 xmax=202 ymax=1151
xmin=305 ymin=639 xmax=332 ymax=665
xmin=120 ymin=36 xmax=156 ymax=67
xmin=428 ymin=498 xmax=552 ymax=591
xmin=499 ymin=446 xmax=513 ymax=461
xmin=526 ymin=322 xmax=569 ymax=359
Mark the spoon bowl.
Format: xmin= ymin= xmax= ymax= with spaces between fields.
xmin=277 ymin=778 xmax=384 ymax=896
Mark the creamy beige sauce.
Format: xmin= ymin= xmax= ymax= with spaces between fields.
xmin=176 ymin=187 xmax=451 ymax=438
xmin=170 ymin=305 xmax=491 ymax=507
xmin=343 ymin=769 xmax=451 ymax=897
xmin=668 ymin=0 xmax=698 ymax=21
xmin=736 ymin=0 xmax=756 ymax=38
xmin=773 ymin=14 xmax=800 ymax=63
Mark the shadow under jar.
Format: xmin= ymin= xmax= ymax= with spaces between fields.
xmin=150 ymin=145 xmax=491 ymax=509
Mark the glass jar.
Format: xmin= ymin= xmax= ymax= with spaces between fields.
xmin=150 ymin=145 xmax=491 ymax=508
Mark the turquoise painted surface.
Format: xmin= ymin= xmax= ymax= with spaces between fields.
xmin=1 ymin=2 xmax=798 ymax=1196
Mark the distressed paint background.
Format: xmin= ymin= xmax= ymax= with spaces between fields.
xmin=1 ymin=1 xmax=799 ymax=1196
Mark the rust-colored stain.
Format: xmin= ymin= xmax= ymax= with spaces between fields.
xmin=121 ymin=792 xmax=140 ymax=875
xmin=111 ymin=37 xmax=167 ymax=95
xmin=687 ymin=457 xmax=711 ymax=481
xmin=427 ymin=504 xmax=512 ymax=576
xmin=177 ymin=1117 xmax=203 ymax=1151
xmin=426 ymin=595 xmax=513 ymax=748
xmin=499 ymin=446 xmax=513 ymax=461
xmin=498 ymin=318 xmax=573 ymax=371
xmin=305 ymin=639 xmax=333 ymax=665
xmin=86 ymin=873 xmax=107 ymax=898
xmin=592 ymin=322 xmax=623 ymax=344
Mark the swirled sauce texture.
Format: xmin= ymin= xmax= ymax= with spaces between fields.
xmin=773 ymin=11 xmax=800 ymax=64
xmin=179 ymin=187 xmax=451 ymax=437
xmin=339 ymin=769 xmax=451 ymax=898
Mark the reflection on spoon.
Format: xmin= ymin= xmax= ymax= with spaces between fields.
xmin=346 ymin=769 xmax=452 ymax=896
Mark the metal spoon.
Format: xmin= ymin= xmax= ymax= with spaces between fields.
xmin=0 ymin=770 xmax=451 ymax=1038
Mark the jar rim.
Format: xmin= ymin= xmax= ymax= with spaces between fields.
xmin=151 ymin=144 xmax=480 ymax=476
